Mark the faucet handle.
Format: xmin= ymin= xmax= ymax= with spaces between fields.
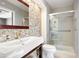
xmin=1 ymin=34 xmax=11 ymax=41
xmin=6 ymin=35 xmax=11 ymax=40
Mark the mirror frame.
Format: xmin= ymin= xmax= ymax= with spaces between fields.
xmin=0 ymin=0 xmax=29 ymax=29
xmin=18 ymin=0 xmax=29 ymax=7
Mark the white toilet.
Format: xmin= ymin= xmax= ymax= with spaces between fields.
xmin=42 ymin=44 xmax=56 ymax=58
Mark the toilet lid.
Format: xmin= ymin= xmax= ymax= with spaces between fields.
xmin=43 ymin=44 xmax=56 ymax=53
xmin=43 ymin=44 xmax=56 ymax=51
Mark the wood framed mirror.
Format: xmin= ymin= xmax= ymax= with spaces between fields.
xmin=0 ymin=0 xmax=29 ymax=29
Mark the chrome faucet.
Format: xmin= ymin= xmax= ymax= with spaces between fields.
xmin=6 ymin=35 xmax=10 ymax=40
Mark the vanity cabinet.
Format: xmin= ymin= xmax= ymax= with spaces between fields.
xmin=22 ymin=44 xmax=42 ymax=58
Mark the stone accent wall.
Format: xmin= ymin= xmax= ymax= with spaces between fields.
xmin=29 ymin=0 xmax=41 ymax=36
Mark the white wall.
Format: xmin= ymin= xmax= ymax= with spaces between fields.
xmin=42 ymin=0 xmax=52 ymax=14
xmin=52 ymin=6 xmax=73 ymax=13
xmin=74 ymin=0 xmax=79 ymax=57
xmin=41 ymin=0 xmax=53 ymax=43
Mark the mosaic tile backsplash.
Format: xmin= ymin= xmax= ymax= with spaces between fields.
xmin=0 ymin=0 xmax=41 ymax=42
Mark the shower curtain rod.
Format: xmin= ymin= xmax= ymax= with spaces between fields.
xmin=49 ymin=10 xmax=74 ymax=16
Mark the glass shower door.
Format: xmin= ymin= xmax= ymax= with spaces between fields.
xmin=49 ymin=15 xmax=59 ymax=45
xmin=49 ymin=12 xmax=75 ymax=49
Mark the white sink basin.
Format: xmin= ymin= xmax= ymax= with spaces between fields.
xmin=0 ymin=36 xmax=44 ymax=58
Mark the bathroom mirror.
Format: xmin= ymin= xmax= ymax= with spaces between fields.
xmin=0 ymin=0 xmax=29 ymax=29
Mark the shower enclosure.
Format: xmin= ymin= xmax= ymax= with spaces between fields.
xmin=49 ymin=10 xmax=75 ymax=51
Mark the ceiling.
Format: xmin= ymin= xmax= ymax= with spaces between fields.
xmin=45 ymin=0 xmax=74 ymax=9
